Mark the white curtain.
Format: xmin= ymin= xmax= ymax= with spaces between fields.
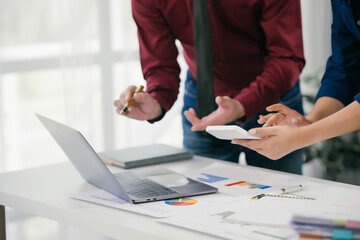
xmin=0 ymin=0 xmax=186 ymax=173
xmin=0 ymin=0 xmax=99 ymax=172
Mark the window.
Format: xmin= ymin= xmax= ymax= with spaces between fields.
xmin=0 ymin=0 xmax=184 ymax=172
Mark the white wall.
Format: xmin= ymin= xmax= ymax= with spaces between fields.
xmin=300 ymin=0 xmax=332 ymax=103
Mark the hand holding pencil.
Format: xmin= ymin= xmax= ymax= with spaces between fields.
xmin=114 ymin=85 xmax=163 ymax=121
xmin=119 ymin=85 xmax=144 ymax=115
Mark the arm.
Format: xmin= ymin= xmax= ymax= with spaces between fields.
xmin=131 ymin=0 xmax=181 ymax=118
xmin=311 ymin=0 xmax=360 ymax=122
xmin=306 ymin=97 xmax=344 ymax=123
xmin=232 ymin=99 xmax=360 ymax=160
xmin=233 ymin=0 xmax=305 ymax=121
xmin=308 ymin=100 xmax=360 ymax=143
xmin=259 ymin=0 xmax=359 ymax=127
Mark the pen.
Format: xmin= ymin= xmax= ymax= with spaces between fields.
xmin=119 ymin=85 xmax=144 ymax=115
xmin=251 ymin=184 xmax=303 ymax=200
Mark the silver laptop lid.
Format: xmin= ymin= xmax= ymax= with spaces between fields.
xmin=36 ymin=114 xmax=132 ymax=203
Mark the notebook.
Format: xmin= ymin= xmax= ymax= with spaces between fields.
xmin=99 ymin=144 xmax=193 ymax=169
xmin=36 ymin=114 xmax=217 ymax=204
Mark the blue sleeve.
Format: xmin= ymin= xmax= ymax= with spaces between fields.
xmin=316 ymin=0 xmax=360 ymax=106
xmin=355 ymin=92 xmax=360 ymax=103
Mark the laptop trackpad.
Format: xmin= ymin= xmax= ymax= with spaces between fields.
xmin=147 ymin=173 xmax=190 ymax=188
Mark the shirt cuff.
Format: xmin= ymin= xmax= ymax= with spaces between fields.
xmin=147 ymin=106 xmax=166 ymax=123
xmin=234 ymin=91 xmax=264 ymax=123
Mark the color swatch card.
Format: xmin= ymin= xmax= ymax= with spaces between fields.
xmin=183 ymin=162 xmax=311 ymax=199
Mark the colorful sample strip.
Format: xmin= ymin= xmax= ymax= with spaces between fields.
xmin=332 ymin=229 xmax=353 ymax=239
xmin=165 ymin=199 xmax=197 ymax=206
xmin=293 ymin=215 xmax=360 ymax=230
xmin=346 ymin=220 xmax=360 ymax=230
xmin=197 ymin=173 xmax=228 ymax=183
xmin=293 ymin=216 xmax=360 ymax=240
xmin=225 ymin=181 xmax=271 ymax=189
xmin=296 ymin=226 xmax=360 ymax=240
xmin=299 ymin=235 xmax=325 ymax=239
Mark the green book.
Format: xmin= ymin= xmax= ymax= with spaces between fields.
xmin=98 ymin=144 xmax=194 ymax=169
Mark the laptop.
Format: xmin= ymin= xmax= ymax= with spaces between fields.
xmin=36 ymin=114 xmax=217 ymax=204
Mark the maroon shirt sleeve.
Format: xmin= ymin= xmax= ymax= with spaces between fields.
xmin=234 ymin=0 xmax=305 ymax=121
xmin=132 ymin=0 xmax=181 ymax=113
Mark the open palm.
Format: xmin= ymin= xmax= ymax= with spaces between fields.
xmin=184 ymin=96 xmax=245 ymax=131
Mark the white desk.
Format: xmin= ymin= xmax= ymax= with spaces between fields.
xmin=0 ymin=156 xmax=359 ymax=240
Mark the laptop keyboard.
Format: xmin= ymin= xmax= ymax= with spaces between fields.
xmin=114 ymin=172 xmax=179 ymax=199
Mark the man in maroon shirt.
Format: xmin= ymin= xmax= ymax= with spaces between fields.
xmin=114 ymin=0 xmax=305 ymax=174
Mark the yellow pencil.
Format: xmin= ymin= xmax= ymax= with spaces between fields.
xmin=119 ymin=85 xmax=144 ymax=115
xmin=251 ymin=185 xmax=303 ymax=200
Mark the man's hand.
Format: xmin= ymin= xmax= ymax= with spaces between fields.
xmin=114 ymin=85 xmax=162 ymax=121
xmin=258 ymin=103 xmax=311 ymax=127
xmin=184 ymin=96 xmax=245 ymax=131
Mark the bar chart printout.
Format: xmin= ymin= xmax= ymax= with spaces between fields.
xmin=225 ymin=181 xmax=271 ymax=190
xmin=197 ymin=173 xmax=228 ymax=183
